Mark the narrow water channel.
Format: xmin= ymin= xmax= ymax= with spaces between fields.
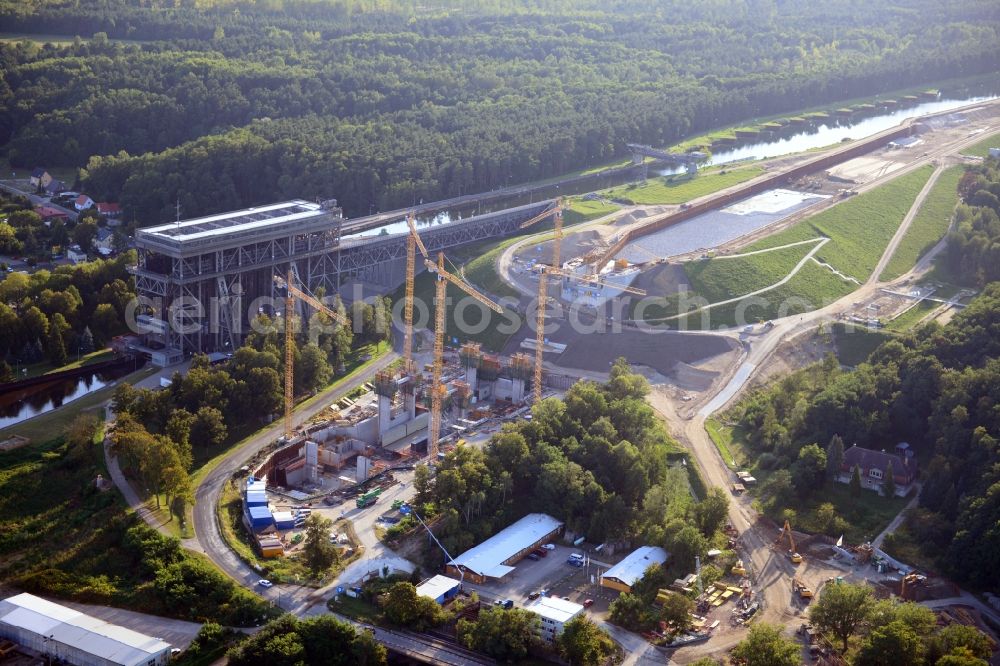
xmin=345 ymin=83 xmax=999 ymax=240
xmin=0 ymin=363 xmax=140 ymax=430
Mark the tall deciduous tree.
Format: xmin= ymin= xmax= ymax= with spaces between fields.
xmin=556 ymin=616 xmax=616 ymax=666
xmin=810 ymin=582 xmax=874 ymax=652
xmin=457 ymin=607 xmax=539 ymax=662
xmin=302 ymin=513 xmax=338 ymax=577
xmin=730 ymin=623 xmax=799 ymax=666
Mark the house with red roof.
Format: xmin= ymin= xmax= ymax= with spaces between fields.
xmin=33 ymin=205 xmax=69 ymax=225
xmin=95 ymin=202 xmax=121 ymax=218
xmin=837 ymin=443 xmax=917 ymax=497
xmin=74 ymin=194 xmax=95 ymax=212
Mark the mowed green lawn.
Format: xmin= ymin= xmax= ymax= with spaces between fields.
xmin=675 ymin=260 xmax=855 ymax=329
xmin=745 ymin=165 xmax=935 ymax=281
xmin=685 ymin=241 xmax=820 ymax=304
xmin=601 ymin=166 xmax=764 ymax=205
xmin=961 ymin=130 xmax=1000 ymax=158
xmin=880 ymin=166 xmax=964 ymax=281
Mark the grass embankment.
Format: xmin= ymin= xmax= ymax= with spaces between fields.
xmin=961 ymin=130 xmax=1000 ymax=158
xmin=685 ymin=242 xmax=819 ymax=303
xmin=884 ymin=301 xmax=938 ymax=332
xmin=0 ymin=424 xmax=273 ymax=625
xmin=705 ymin=418 xmax=748 ymax=469
xmin=12 ymin=349 xmax=116 ymax=381
xmin=880 ymin=166 xmax=964 ymax=281
xmin=748 ymin=165 xmax=935 ymax=281
xmin=601 ymin=166 xmax=764 ymax=205
xmin=633 ymin=167 xmax=934 ymax=328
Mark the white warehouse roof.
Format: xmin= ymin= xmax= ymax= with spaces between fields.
xmin=450 ymin=513 xmax=562 ymax=578
xmin=602 ymin=546 xmax=669 ymax=587
xmin=0 ymin=593 xmax=172 ymax=666
xmin=415 ymin=575 xmax=461 ymax=601
xmin=529 ymin=596 xmax=584 ymax=624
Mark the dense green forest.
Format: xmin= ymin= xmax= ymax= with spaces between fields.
xmin=1 ymin=0 xmax=998 ymax=224
xmin=728 ymin=158 xmax=1000 ymax=589
xmin=413 ymin=361 xmax=730 ymax=573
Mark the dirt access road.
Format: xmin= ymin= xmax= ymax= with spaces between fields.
xmin=643 ymin=111 xmax=999 ymax=663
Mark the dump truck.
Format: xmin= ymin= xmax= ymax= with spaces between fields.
xmin=356 ymin=487 xmax=382 ymax=508
xmin=793 ymin=578 xmax=814 ymax=600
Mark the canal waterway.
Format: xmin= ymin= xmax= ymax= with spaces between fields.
xmin=0 ymin=363 xmax=138 ymax=430
xmin=345 ymin=84 xmax=999 ymax=240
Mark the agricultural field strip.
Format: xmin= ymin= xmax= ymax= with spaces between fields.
xmin=643 ymin=238 xmax=829 ymax=322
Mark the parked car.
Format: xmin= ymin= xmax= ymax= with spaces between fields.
xmin=257 ymin=579 xmax=273 ymax=588
xmin=541 ymin=544 xmax=556 ymax=551
xmin=526 ymin=552 xmax=540 ymax=561
xmin=583 ymin=599 xmax=595 ymax=608
xmin=494 ymin=599 xmax=513 ymax=609
xmin=532 ymin=548 xmax=547 ymax=558
xmin=528 ymin=591 xmax=541 ymax=600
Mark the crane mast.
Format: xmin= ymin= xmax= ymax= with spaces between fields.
xmin=275 ymin=269 xmax=349 ymax=441
xmin=403 ymin=215 xmax=416 ymax=372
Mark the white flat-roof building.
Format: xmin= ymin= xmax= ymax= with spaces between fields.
xmin=415 ymin=575 xmax=461 ymax=605
xmin=527 ymin=596 xmax=584 ymax=642
xmin=0 ymin=593 xmax=172 ymax=666
xmin=445 ymin=513 xmax=563 ymax=583
xmin=600 ymin=545 xmax=670 ymax=593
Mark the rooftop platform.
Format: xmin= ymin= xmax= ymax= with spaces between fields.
xmin=137 ymin=199 xmax=342 ymax=256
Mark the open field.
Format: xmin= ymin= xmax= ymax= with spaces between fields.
xmin=880 ymin=165 xmax=964 ymax=281
xmin=960 ymin=130 xmax=1000 ymax=158
xmin=685 ymin=241 xmax=820 ymax=303
xmin=832 ymin=323 xmax=891 ymax=366
xmin=745 ymin=165 xmax=935 ymax=281
xmin=600 ymin=166 xmax=764 ymax=205
xmin=563 ymin=197 xmax=619 ymax=224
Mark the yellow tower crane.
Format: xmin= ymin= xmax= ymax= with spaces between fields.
xmin=274 ymin=269 xmax=350 ymax=441
xmin=518 ymin=199 xmax=647 ymax=402
xmin=406 ymin=219 xmax=503 ymax=457
xmin=402 ymin=213 xmax=417 ymax=373
xmin=518 ymin=199 xmax=564 ymax=403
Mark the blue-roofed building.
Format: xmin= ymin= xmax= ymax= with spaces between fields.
xmin=248 ymin=506 xmax=273 ymax=529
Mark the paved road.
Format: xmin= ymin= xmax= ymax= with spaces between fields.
xmin=191 ymin=352 xmax=399 ymax=603
xmin=0 ymin=180 xmax=79 ymax=222
xmin=641 ymin=110 xmax=1000 ymax=663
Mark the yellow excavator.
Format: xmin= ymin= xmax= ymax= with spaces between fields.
xmin=777 ymin=519 xmax=803 ymax=564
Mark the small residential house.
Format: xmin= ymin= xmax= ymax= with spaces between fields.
xmin=29 ymin=168 xmax=51 ymax=189
xmin=33 ymin=205 xmax=68 ymax=225
xmin=96 ymin=202 xmax=122 ymax=219
xmin=838 ymin=443 xmax=916 ymax=497
xmin=93 ymin=227 xmax=115 ymax=255
xmin=66 ymin=244 xmax=87 ymax=264
xmin=44 ymin=179 xmax=67 ymax=196
xmin=74 ymin=194 xmax=95 ymax=212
